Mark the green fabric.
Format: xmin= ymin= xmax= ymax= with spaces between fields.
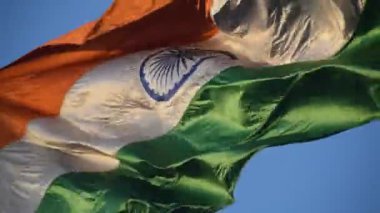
xmin=38 ymin=1 xmax=380 ymax=212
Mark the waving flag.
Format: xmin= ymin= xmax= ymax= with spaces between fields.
xmin=0 ymin=0 xmax=379 ymax=212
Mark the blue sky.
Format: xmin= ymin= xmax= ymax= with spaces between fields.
xmin=0 ymin=1 xmax=379 ymax=212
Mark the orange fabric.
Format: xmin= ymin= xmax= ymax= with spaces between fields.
xmin=0 ymin=0 xmax=217 ymax=148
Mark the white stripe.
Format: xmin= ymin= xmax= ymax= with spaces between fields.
xmin=0 ymin=47 xmax=237 ymax=213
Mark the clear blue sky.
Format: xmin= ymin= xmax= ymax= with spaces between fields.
xmin=0 ymin=1 xmax=379 ymax=212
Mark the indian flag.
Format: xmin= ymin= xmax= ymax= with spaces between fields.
xmin=0 ymin=0 xmax=378 ymax=212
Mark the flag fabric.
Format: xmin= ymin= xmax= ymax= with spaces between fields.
xmin=0 ymin=0 xmax=379 ymax=212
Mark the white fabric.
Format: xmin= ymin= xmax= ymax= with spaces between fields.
xmin=210 ymin=0 xmax=364 ymax=65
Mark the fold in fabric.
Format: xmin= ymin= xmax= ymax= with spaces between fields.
xmin=210 ymin=0 xmax=364 ymax=64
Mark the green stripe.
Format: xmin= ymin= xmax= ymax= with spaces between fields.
xmin=38 ymin=1 xmax=380 ymax=212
